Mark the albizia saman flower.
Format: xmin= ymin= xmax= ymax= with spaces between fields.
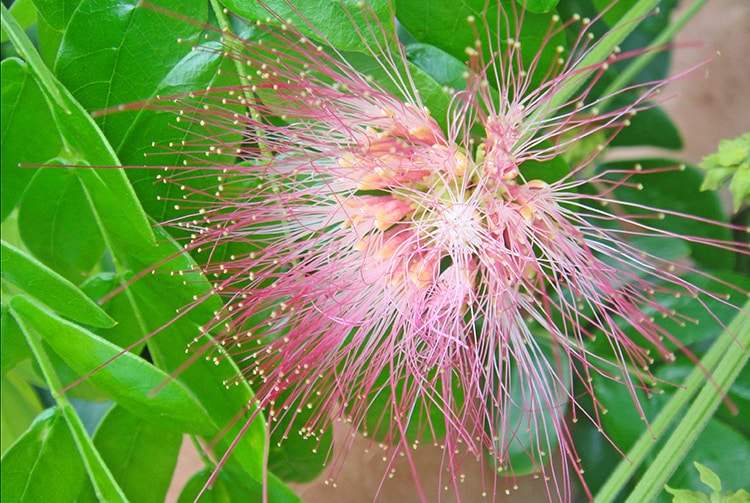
xmin=125 ymin=1 xmax=748 ymax=501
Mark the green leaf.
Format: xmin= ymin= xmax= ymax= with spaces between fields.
xmin=1 ymin=4 xmax=154 ymax=243
xmin=1 ymin=369 xmax=44 ymax=454
xmin=10 ymin=295 xmax=216 ymax=436
xmin=595 ymin=301 xmax=750 ymax=503
xmin=518 ymin=0 xmax=559 ymax=14
xmin=221 ymin=0 xmax=390 ymax=52
xmin=698 ymin=134 xmax=750 ymax=212
xmin=52 ymin=0 xmax=206 ymax=142
xmin=17 ymin=166 xmax=105 ymax=284
xmin=404 ymin=42 xmax=467 ymax=93
xmin=1 ymin=304 xmax=32 ymax=377
xmin=341 ymin=49 xmax=454 ymax=132
xmin=0 ymin=58 xmax=53 ymax=221
xmin=267 ymin=390 xmax=333 ymax=483
xmin=610 ymin=104 xmax=682 ymax=150
xmin=36 ymin=0 xmax=238 ymax=236
xmin=75 ymin=166 xmax=268 ymax=480
xmin=79 ymin=405 xmax=182 ymax=503
xmin=178 ymin=467 xmax=302 ymax=503
xmin=0 ymin=0 xmax=36 ymax=43
xmin=664 ymin=486 xmax=710 ymax=503
xmin=12 ymin=301 xmax=129 ymax=503
xmin=112 ymin=39 xmax=243 ymax=228
xmin=717 ymin=363 xmax=750 ymax=436
xmin=657 ymin=421 xmax=750 ymax=502
xmin=395 ymin=0 xmax=565 ymax=89
xmin=1 ymin=240 xmax=115 ymax=328
xmin=0 ymin=408 xmax=88 ymax=503
xmin=31 ymin=0 xmax=82 ymax=64
xmin=695 ymin=462 xmax=722 ymax=494
xmin=502 ymin=345 xmax=569 ymax=475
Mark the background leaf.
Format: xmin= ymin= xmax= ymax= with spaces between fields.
xmin=0 ymin=369 xmax=44 ymax=454
xmin=77 ymin=405 xmax=182 ymax=503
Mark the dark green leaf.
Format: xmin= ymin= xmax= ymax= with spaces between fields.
xmin=17 ymin=166 xmax=105 ymax=284
xmin=395 ymin=0 xmax=565 ymax=89
xmin=405 ymin=42 xmax=468 ymax=92
xmin=1 ymin=240 xmax=115 ymax=328
xmin=1 ymin=370 xmax=44 ymax=454
xmin=0 ymin=407 xmax=87 ymax=503
xmin=79 ymin=405 xmax=182 ymax=503
xmin=268 ymin=390 xmax=332 ymax=483
xmin=503 ymin=345 xmax=569 ymax=475
xmin=717 ymin=363 xmax=750 ymax=436
xmin=599 ymin=159 xmax=733 ymax=269
xmin=611 ymin=105 xmax=682 ymax=150
xmin=10 ymin=295 xmax=216 ymax=436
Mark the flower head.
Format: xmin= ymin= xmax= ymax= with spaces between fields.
xmin=141 ymin=2 xmax=749 ymax=501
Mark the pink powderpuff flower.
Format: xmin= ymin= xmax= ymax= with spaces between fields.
xmin=131 ymin=2 xmax=748 ymax=501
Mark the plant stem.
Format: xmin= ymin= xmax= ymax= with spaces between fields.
xmin=595 ymin=299 xmax=750 ymax=503
xmin=599 ymin=0 xmax=709 ymax=111
xmin=527 ymin=0 xmax=660 ymax=128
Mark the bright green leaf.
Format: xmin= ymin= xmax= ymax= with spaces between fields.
xmin=1 ymin=240 xmax=115 ymax=328
xmin=52 ymin=0 xmax=206 ymax=143
xmin=1 ymin=5 xmax=154 ymax=243
xmin=664 ymin=486 xmax=710 ymax=503
xmin=0 ymin=407 xmax=88 ymax=503
xmin=75 ymin=165 xmax=268 ymax=480
xmin=0 ymin=58 xmax=54 ymax=221
xmin=10 ymin=295 xmax=216 ymax=436
xmin=221 ymin=0 xmax=390 ymax=52
xmin=698 ymin=134 xmax=750 ymax=212
xmin=695 ymin=462 xmax=722 ymax=494
xmin=17 ymin=166 xmax=105 ymax=284
xmin=0 ymin=0 xmax=36 ymax=43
